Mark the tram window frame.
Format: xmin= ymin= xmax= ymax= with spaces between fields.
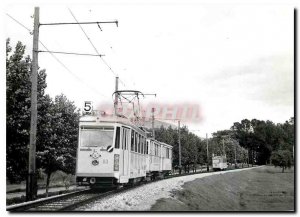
xmin=115 ymin=127 xmax=120 ymax=149
xmin=121 ymin=128 xmax=124 ymax=150
xmin=159 ymin=145 xmax=161 ymax=157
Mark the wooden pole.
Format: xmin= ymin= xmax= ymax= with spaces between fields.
xmin=206 ymin=133 xmax=209 ymax=172
xmin=26 ymin=7 xmax=39 ymax=201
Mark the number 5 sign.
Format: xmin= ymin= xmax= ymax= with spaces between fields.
xmin=83 ymin=101 xmax=93 ymax=115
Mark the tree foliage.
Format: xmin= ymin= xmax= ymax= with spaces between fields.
xmin=154 ymin=116 xmax=294 ymax=172
xmin=6 ymin=39 xmax=79 ymax=186
xmin=271 ymin=150 xmax=293 ymax=173
xmin=6 ymin=39 xmax=48 ymax=183
xmin=231 ymin=118 xmax=294 ymax=165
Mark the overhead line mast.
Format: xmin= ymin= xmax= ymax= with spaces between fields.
xmin=27 ymin=7 xmax=39 ymax=201
xmin=25 ymin=7 xmax=118 ymax=201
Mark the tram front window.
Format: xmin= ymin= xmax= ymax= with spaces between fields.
xmin=80 ymin=129 xmax=114 ymax=147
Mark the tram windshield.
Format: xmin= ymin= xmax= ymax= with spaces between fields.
xmin=80 ymin=128 xmax=114 ymax=147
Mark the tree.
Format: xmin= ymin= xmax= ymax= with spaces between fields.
xmin=7 ymin=39 xmax=79 ymax=193
xmin=6 ymin=39 xmax=48 ymax=183
xmin=37 ymin=94 xmax=79 ymax=196
xmin=271 ymin=150 xmax=292 ymax=173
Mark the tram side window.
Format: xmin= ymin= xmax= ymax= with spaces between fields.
xmin=166 ymin=148 xmax=169 ymax=158
xmin=138 ymin=135 xmax=141 ymax=153
xmin=141 ymin=136 xmax=144 ymax=154
xmin=131 ymin=131 xmax=134 ymax=151
xmin=135 ymin=132 xmax=138 ymax=152
xmin=115 ymin=127 xmax=120 ymax=149
xmin=146 ymin=141 xmax=149 ymax=155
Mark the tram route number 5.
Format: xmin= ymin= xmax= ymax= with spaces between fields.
xmin=83 ymin=101 xmax=93 ymax=115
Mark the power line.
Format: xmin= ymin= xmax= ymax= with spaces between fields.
xmin=68 ymin=8 xmax=126 ymax=87
xmin=6 ymin=13 xmax=110 ymax=99
xmin=6 ymin=13 xmax=32 ymax=33
xmin=38 ymin=50 xmax=105 ymax=57
xmin=40 ymin=21 xmax=118 ymax=26
xmin=38 ymin=41 xmax=109 ymax=99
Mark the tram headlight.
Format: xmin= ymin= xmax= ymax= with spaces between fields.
xmin=92 ymin=160 xmax=99 ymax=166
xmin=114 ymin=154 xmax=119 ymax=171
xmin=90 ymin=177 xmax=96 ymax=184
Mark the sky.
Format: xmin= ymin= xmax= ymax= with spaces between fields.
xmin=3 ymin=1 xmax=295 ymax=138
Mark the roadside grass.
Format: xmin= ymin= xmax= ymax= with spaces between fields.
xmin=7 ymin=170 xmax=76 ymax=193
xmin=151 ymin=166 xmax=294 ymax=211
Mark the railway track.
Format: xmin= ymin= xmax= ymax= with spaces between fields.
xmin=7 ymin=188 xmax=118 ymax=212
xmin=7 ymin=182 xmax=147 ymax=212
xmin=7 ymin=165 xmax=256 ymax=212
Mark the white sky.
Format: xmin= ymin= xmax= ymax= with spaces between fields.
xmin=3 ymin=1 xmax=295 ymax=138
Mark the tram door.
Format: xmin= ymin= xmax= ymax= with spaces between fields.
xmin=122 ymin=127 xmax=130 ymax=177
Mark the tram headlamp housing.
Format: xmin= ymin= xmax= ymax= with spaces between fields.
xmin=114 ymin=154 xmax=119 ymax=171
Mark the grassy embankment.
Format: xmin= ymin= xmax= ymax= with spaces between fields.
xmin=151 ymin=166 xmax=294 ymax=211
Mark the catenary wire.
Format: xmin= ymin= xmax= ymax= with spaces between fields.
xmin=68 ymin=8 xmax=126 ymax=87
xmin=38 ymin=50 xmax=105 ymax=57
xmin=6 ymin=13 xmax=110 ymax=99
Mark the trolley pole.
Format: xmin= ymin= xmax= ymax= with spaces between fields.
xmin=206 ymin=133 xmax=209 ymax=172
xmin=114 ymin=76 xmax=119 ymax=116
xmin=178 ymin=120 xmax=182 ymax=174
xmin=26 ymin=6 xmax=39 ymax=201
xmin=151 ymin=108 xmax=155 ymax=139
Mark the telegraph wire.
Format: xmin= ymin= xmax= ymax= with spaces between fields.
xmin=6 ymin=13 xmax=110 ymax=99
xmin=68 ymin=8 xmax=126 ymax=87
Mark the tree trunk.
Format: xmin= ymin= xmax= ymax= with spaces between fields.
xmin=282 ymin=167 xmax=285 ymax=173
xmin=46 ymin=172 xmax=51 ymax=197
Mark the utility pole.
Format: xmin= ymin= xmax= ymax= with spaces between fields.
xmin=234 ymin=141 xmax=237 ymax=168
xmin=206 ymin=133 xmax=209 ymax=172
xmin=27 ymin=7 xmax=39 ymax=201
xmin=222 ymin=138 xmax=225 ymax=156
xmin=114 ymin=76 xmax=119 ymax=116
xmin=151 ymin=108 xmax=155 ymax=139
xmin=178 ymin=120 xmax=182 ymax=174
xmin=247 ymin=148 xmax=249 ymax=167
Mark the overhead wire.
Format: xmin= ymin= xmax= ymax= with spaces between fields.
xmin=38 ymin=50 xmax=105 ymax=57
xmin=68 ymin=8 xmax=126 ymax=87
xmin=6 ymin=13 xmax=110 ymax=99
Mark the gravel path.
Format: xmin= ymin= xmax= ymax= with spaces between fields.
xmin=79 ymin=166 xmax=262 ymax=211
